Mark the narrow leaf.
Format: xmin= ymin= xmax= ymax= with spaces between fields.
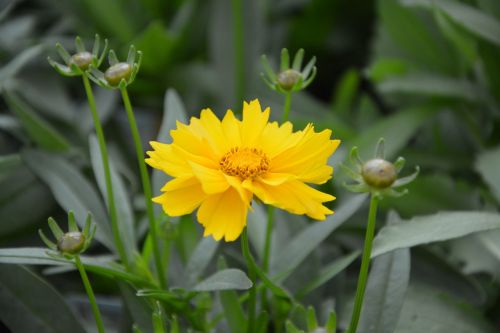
xmin=372 ymin=212 xmax=500 ymax=257
xmin=193 ymin=269 xmax=252 ymax=291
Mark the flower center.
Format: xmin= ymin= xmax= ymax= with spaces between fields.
xmin=220 ymin=147 xmax=270 ymax=179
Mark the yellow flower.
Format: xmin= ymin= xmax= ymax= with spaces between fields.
xmin=146 ymin=99 xmax=340 ymax=241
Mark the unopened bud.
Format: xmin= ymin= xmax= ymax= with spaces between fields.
xmin=361 ymin=158 xmax=397 ymax=189
xmin=277 ymin=69 xmax=301 ymax=91
xmin=69 ymin=52 xmax=93 ymax=70
xmin=57 ymin=232 xmax=86 ymax=254
xmin=104 ymin=62 xmax=132 ymax=86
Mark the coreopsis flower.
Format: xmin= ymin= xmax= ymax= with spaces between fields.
xmin=146 ymin=100 xmax=340 ymax=241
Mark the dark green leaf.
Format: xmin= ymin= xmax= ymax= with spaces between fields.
xmin=296 ymin=251 xmax=360 ymax=299
xmin=5 ymin=93 xmax=70 ymax=151
xmin=193 ymin=268 xmax=252 ymax=291
xmin=89 ymin=135 xmax=136 ymax=260
xmin=272 ymin=194 xmax=367 ymax=280
xmin=475 ymin=146 xmax=500 ymax=203
xmin=359 ymin=248 xmax=410 ymax=333
xmin=404 ymin=0 xmax=500 ymax=47
xmin=394 ymin=284 xmax=495 ymax=333
xmin=22 ymin=149 xmax=114 ymax=250
xmin=182 ymin=236 xmax=219 ymax=287
xmin=372 ymin=212 xmax=500 ymax=257
xmin=0 ymin=265 xmax=86 ymax=333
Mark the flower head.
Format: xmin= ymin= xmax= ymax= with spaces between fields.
xmin=87 ymin=45 xmax=142 ymax=89
xmin=48 ymin=35 xmax=108 ymax=76
xmin=261 ymin=48 xmax=317 ymax=93
xmin=39 ymin=211 xmax=96 ymax=258
xmin=342 ymin=138 xmax=419 ymax=198
xmin=146 ymin=100 xmax=340 ymax=241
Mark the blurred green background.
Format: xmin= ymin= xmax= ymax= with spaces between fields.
xmin=2 ymin=0 xmax=500 ymax=331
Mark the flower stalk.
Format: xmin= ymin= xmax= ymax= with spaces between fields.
xmin=241 ymin=229 xmax=257 ymax=333
xmin=120 ymin=86 xmax=166 ymax=289
xmin=74 ymin=255 xmax=106 ymax=333
xmin=82 ymin=74 xmax=129 ymax=269
xmin=347 ymin=193 xmax=379 ymax=333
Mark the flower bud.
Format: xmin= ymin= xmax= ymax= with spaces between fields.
xmin=57 ymin=231 xmax=86 ymax=254
xmin=361 ymin=158 xmax=397 ymax=189
xmin=104 ymin=62 xmax=132 ymax=86
xmin=69 ymin=51 xmax=93 ymax=70
xmin=277 ymin=69 xmax=301 ymax=91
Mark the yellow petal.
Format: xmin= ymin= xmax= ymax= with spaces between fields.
xmin=194 ymin=108 xmax=230 ymax=155
xmin=241 ymin=99 xmax=270 ymax=146
xmin=153 ymin=178 xmax=206 ymax=216
xmin=146 ymin=141 xmax=192 ymax=177
xmin=189 ymin=161 xmax=230 ymax=194
xmin=271 ymin=126 xmax=340 ymax=183
xmin=257 ymin=121 xmax=302 ymax=158
xmin=222 ymin=110 xmax=241 ymax=146
xmin=249 ymin=179 xmax=335 ymax=220
xmin=197 ymin=188 xmax=249 ymax=241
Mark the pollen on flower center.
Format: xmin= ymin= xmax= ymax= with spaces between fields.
xmin=220 ymin=147 xmax=270 ymax=179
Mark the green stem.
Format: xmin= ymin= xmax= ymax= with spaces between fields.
xmin=347 ymin=194 xmax=379 ymax=333
xmin=119 ymin=87 xmax=166 ymax=289
xmin=260 ymin=206 xmax=274 ymax=311
xmin=74 ymin=255 xmax=105 ymax=333
xmin=241 ymin=229 xmax=257 ymax=333
xmin=231 ymin=0 xmax=244 ymax=106
xmin=283 ymin=92 xmax=292 ymax=122
xmin=262 ymin=206 xmax=274 ymax=272
xmin=82 ymin=75 xmax=129 ymax=269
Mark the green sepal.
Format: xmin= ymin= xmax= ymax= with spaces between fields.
xmin=39 ymin=229 xmax=57 ymax=250
xmin=48 ymin=217 xmax=64 ymax=240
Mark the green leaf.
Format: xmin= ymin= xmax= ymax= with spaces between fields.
xmin=0 ymin=265 xmax=86 ymax=333
xmin=182 ymin=237 xmax=219 ymax=288
xmin=272 ymin=194 xmax=367 ymax=281
xmin=133 ymin=21 xmax=175 ymax=73
xmin=78 ymin=0 xmax=134 ymax=42
xmin=404 ymin=0 xmax=500 ymax=47
xmin=378 ymin=74 xmax=484 ymax=102
xmin=120 ymin=283 xmax=154 ymax=333
xmin=0 ymin=45 xmax=43 ymax=88
xmin=332 ymin=69 xmax=360 ymax=117
xmin=372 ymin=212 xmax=500 ymax=257
xmin=89 ymin=134 xmax=136 ymax=260
xmin=0 ymin=166 xmax=54 ymax=237
xmin=192 ymin=268 xmax=252 ymax=291
xmin=378 ymin=0 xmax=455 ymax=73
xmin=296 ymin=251 xmax=360 ymax=299
xmin=0 ymin=247 xmax=152 ymax=286
xmin=4 ymin=93 xmax=70 ymax=151
xmin=218 ymin=258 xmax=247 ymax=332
xmin=394 ymin=284 xmax=495 ymax=333
xmin=359 ymin=248 xmax=410 ymax=333
xmin=475 ymin=146 xmax=500 ymax=203
xmin=22 ymin=149 xmax=114 ymax=250
xmin=349 ymin=106 xmax=437 ymax=161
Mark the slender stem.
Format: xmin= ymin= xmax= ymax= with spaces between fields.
xmin=152 ymin=301 xmax=165 ymax=333
xmin=347 ymin=194 xmax=379 ymax=333
xmin=120 ymin=87 xmax=166 ymax=289
xmin=262 ymin=206 xmax=274 ymax=272
xmin=283 ymin=92 xmax=292 ymax=122
xmin=74 ymin=255 xmax=105 ymax=333
xmin=260 ymin=206 xmax=274 ymax=312
xmin=241 ymin=229 xmax=257 ymax=333
xmin=231 ymin=0 xmax=244 ymax=106
xmin=82 ymin=75 xmax=129 ymax=269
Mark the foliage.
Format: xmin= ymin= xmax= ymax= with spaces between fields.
xmin=1 ymin=0 xmax=500 ymax=332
